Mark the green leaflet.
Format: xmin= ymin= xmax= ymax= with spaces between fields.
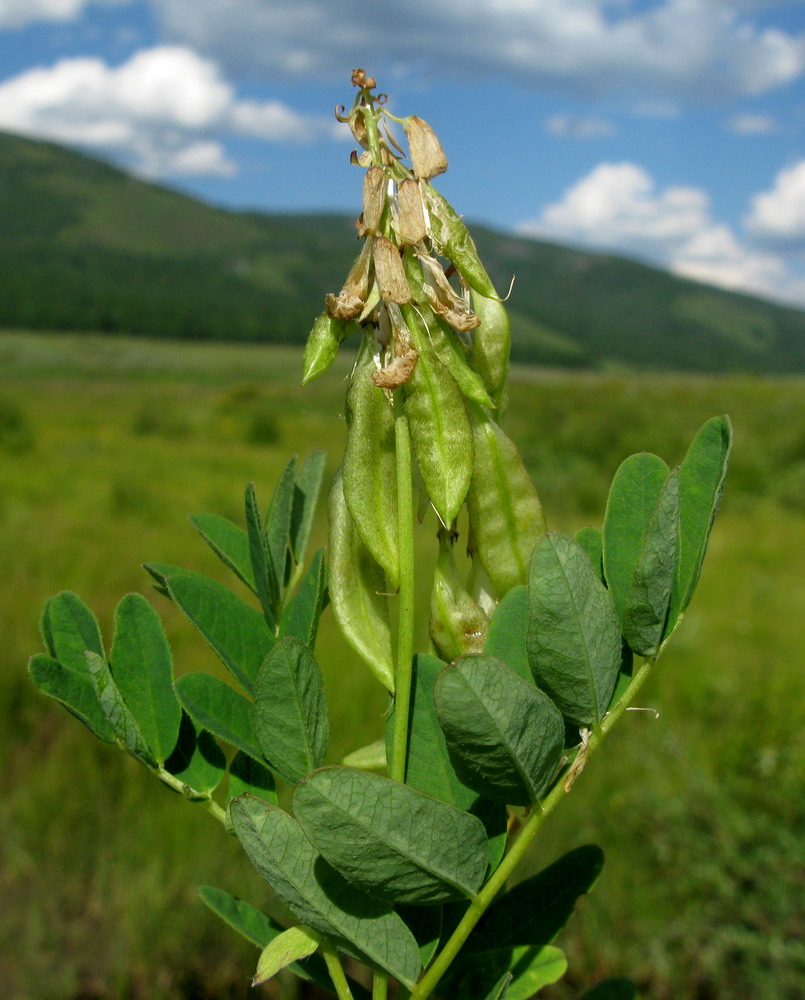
xmin=163 ymin=712 xmax=226 ymax=797
xmin=229 ymin=796 xmax=422 ymax=988
xmin=471 ymin=291 xmax=510 ymax=409
xmin=264 ymin=458 xmax=298 ymax=599
xmin=245 ymin=481 xmax=278 ymax=630
xmin=293 ymin=766 xmax=489 ymax=905
xmin=197 ymin=886 xmax=342 ymax=995
xmin=109 ymin=593 xmax=181 ymax=766
xmin=467 ymin=405 xmax=546 ymax=596
xmin=472 ymin=845 xmax=605 ymax=951
xmin=175 ymin=673 xmax=264 ymax=763
xmin=189 ymin=513 xmax=256 ymax=594
xmin=448 ymin=945 xmax=567 ymax=1000
xmin=575 ymin=526 xmax=604 ymax=583
xmin=667 ymin=415 xmax=732 ymax=635
xmin=342 ymin=738 xmax=387 ymax=769
xmin=227 ymin=751 xmax=277 ymax=805
xmin=43 ymin=590 xmax=104 ymax=672
xmin=622 ymin=469 xmax=680 ymax=657
xmin=85 ymin=650 xmax=157 ymax=767
xmin=252 ymin=636 xmax=328 ymax=785
xmin=581 ymin=978 xmax=639 ymax=1000
xmin=388 ymin=653 xmax=508 ymax=872
xmin=253 ymin=924 xmax=322 ymax=986
xmin=28 ymin=653 xmax=116 ymax=744
xmin=328 ymin=469 xmax=395 ymax=692
xmin=481 ymin=972 xmax=513 ymax=1000
xmin=483 ymin=585 xmax=531 ymax=682
xmin=603 ymin=452 xmax=670 ymax=619
xmin=434 ymin=655 xmax=564 ymax=806
xmin=343 ymin=361 xmax=400 ymax=586
xmin=527 ymin=532 xmax=622 ymax=727
xmin=164 ymin=571 xmax=275 ymax=696
xmin=279 ymin=548 xmax=327 ymax=649
xmin=290 ymin=450 xmax=326 ymax=566
xmin=397 ymin=904 xmax=443 ymax=970
xmin=405 ymin=314 xmax=473 ymax=525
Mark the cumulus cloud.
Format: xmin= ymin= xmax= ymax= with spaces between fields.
xmin=152 ymin=0 xmax=805 ymax=101
xmin=518 ymin=161 xmax=802 ymax=304
xmin=745 ymin=160 xmax=805 ymax=247
xmin=0 ymin=0 xmax=128 ymax=30
xmin=0 ymin=45 xmax=335 ymax=178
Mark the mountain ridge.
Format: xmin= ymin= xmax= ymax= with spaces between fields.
xmin=1 ymin=129 xmax=803 ymax=372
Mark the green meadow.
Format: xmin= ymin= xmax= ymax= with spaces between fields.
xmin=2 ymin=330 xmax=803 ymax=1000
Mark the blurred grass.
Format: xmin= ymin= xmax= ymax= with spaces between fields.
xmin=2 ymin=331 xmax=803 ymax=1000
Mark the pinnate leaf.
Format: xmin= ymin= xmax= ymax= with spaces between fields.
xmin=230 ymin=796 xmax=422 ymax=987
xmin=279 ymin=548 xmax=327 ymax=649
xmin=164 ymin=712 xmax=226 ymax=797
xmin=435 ymin=655 xmax=564 ymax=806
xmin=85 ymin=650 xmax=157 ymax=767
xmin=227 ymin=751 xmax=277 ymax=805
xmin=43 ymin=591 xmax=104 ymax=671
xmin=293 ymin=766 xmax=489 ymax=905
xmin=527 ymin=532 xmax=621 ymax=727
xmin=290 ymin=450 xmax=326 ymax=565
xmin=483 ymin=585 xmax=531 ymax=682
xmin=252 ymin=636 xmax=328 ymax=784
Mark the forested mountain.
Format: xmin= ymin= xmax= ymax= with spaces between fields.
xmin=1 ymin=130 xmax=803 ymax=372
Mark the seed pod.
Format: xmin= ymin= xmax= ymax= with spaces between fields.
xmin=328 ymin=467 xmax=395 ymax=692
xmin=466 ymin=403 xmax=547 ymax=596
xmin=428 ymin=315 xmax=494 ymax=409
xmin=424 ymin=185 xmax=497 ymax=298
xmin=361 ymin=166 xmax=387 ymax=235
xmin=430 ymin=531 xmax=489 ymax=662
xmin=397 ymin=178 xmax=427 ymax=245
xmin=301 ymin=312 xmax=352 ymax=384
xmin=403 ymin=115 xmax=448 ymax=180
xmin=471 ymin=290 xmax=510 ymax=408
xmin=404 ymin=308 xmax=473 ymax=526
xmin=373 ymin=236 xmax=412 ymax=304
xmin=343 ymin=360 xmax=400 ymax=587
xmin=325 ymin=238 xmax=374 ymax=321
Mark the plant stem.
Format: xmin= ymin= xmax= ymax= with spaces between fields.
xmin=156 ymin=769 xmax=228 ymax=827
xmin=389 ymin=387 xmax=416 ymax=783
xmin=410 ymin=657 xmax=655 ymax=1000
xmin=372 ymin=972 xmax=389 ymax=1000
xmin=321 ymin=945 xmax=355 ymax=1000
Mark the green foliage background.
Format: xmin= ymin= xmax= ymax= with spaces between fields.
xmin=2 ymin=331 xmax=803 ymax=1000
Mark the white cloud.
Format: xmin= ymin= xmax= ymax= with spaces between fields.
xmin=545 ymin=113 xmax=616 ymax=138
xmin=152 ymin=0 xmax=805 ymax=101
xmin=727 ymin=113 xmax=778 ymax=135
xmin=0 ymin=0 xmax=128 ymax=29
xmin=0 ymin=46 xmax=333 ymax=178
xmin=518 ymin=161 xmax=803 ymax=305
xmin=745 ymin=160 xmax=805 ymax=247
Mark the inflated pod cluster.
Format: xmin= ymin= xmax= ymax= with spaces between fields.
xmin=303 ymin=74 xmax=546 ymax=685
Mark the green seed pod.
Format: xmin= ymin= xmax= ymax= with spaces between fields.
xmin=403 ymin=306 xmax=473 ymax=526
xmin=424 ymin=185 xmax=497 ymax=298
xmin=343 ymin=359 xmax=400 ymax=588
xmin=429 ymin=315 xmax=494 ymax=410
xmin=328 ymin=467 xmax=395 ymax=692
xmin=471 ymin=290 xmax=510 ymax=408
xmin=430 ymin=531 xmax=489 ymax=662
xmin=301 ymin=312 xmax=352 ymax=385
xmin=466 ymin=403 xmax=547 ymax=596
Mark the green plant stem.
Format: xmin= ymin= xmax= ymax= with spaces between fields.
xmin=372 ymin=972 xmax=389 ymax=1000
xmin=156 ymin=769 xmax=228 ymax=826
xmin=321 ymin=945 xmax=355 ymax=1000
xmin=389 ymin=388 xmax=416 ymax=783
xmin=410 ymin=658 xmax=654 ymax=1000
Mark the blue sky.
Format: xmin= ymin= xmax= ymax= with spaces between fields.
xmin=1 ymin=1 xmax=805 ymax=307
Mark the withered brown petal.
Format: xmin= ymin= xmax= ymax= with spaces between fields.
xmin=404 ymin=115 xmax=448 ymax=180
xmin=396 ymin=178 xmax=427 ymax=245
xmin=373 ymin=236 xmax=412 ymax=304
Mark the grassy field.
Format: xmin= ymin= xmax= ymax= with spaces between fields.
xmin=2 ymin=330 xmax=803 ymax=1000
